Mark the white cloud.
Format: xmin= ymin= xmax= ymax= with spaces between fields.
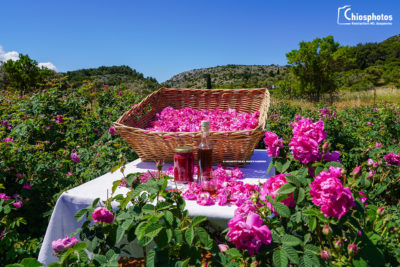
xmin=0 ymin=46 xmax=19 ymax=62
xmin=38 ymin=62 xmax=57 ymax=71
xmin=0 ymin=45 xmax=57 ymax=71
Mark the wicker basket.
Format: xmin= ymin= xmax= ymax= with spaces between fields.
xmin=113 ymin=87 xmax=270 ymax=167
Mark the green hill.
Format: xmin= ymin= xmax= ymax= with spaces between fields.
xmin=162 ymin=64 xmax=288 ymax=89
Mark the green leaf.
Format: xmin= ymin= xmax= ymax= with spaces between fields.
xmin=142 ymin=204 xmax=155 ymax=214
xmin=278 ymin=183 xmax=296 ymax=194
xmin=191 ymin=216 xmax=207 ymax=227
xmin=308 ymin=216 xmax=316 ymax=231
xmin=273 ymin=249 xmax=288 ymax=267
xmin=78 ymin=249 xmax=89 ymax=263
xmin=112 ymin=180 xmax=120 ymax=194
xmin=93 ymin=254 xmax=107 ymax=265
xmin=137 ymin=236 xmax=153 ymax=246
xmin=144 ymin=223 xmax=163 ymax=238
xmin=173 ymin=229 xmax=184 ymax=243
xmin=175 ymin=258 xmax=190 ymax=267
xmin=281 ymin=160 xmax=291 ymax=173
xmin=273 ymin=202 xmax=291 ymax=218
xmin=285 ymin=174 xmax=301 ymax=186
xmin=135 ymin=221 xmax=147 ymax=240
xmin=226 ymin=248 xmax=242 ymax=259
xmin=15 ymin=258 xmax=43 ymax=267
xmin=146 ymin=249 xmax=156 ymax=267
xmin=74 ymin=208 xmax=87 ymax=222
xmin=116 ymin=225 xmax=125 ymax=243
xmin=164 ymin=211 xmax=174 ymax=226
xmin=352 ymin=258 xmax=368 ymax=267
xmin=185 ymin=227 xmax=194 ymax=245
xmin=281 ymin=235 xmax=302 ymax=247
xmin=282 ymin=245 xmax=299 ymax=264
xmin=297 ymin=188 xmax=305 ymax=203
xmin=195 ymin=227 xmax=210 ymax=247
xmin=72 ymin=242 xmax=88 ymax=250
xmin=275 ymin=161 xmax=283 ymax=173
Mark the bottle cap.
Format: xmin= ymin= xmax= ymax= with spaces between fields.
xmin=201 ymin=120 xmax=210 ymax=131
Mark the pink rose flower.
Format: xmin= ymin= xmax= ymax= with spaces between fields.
xmin=92 ymin=207 xmax=114 ymax=223
xmin=289 ymin=117 xmax=327 ymax=164
xmin=384 ymin=152 xmax=400 ymax=166
xmin=118 ymin=91 xmax=122 ymax=95
xmin=260 ymin=173 xmax=295 ymax=213
xmin=196 ymin=192 xmax=215 ymax=206
xmin=23 ymin=184 xmax=32 ymax=190
xmin=309 ymin=167 xmax=355 ymax=219
xmin=375 ymin=142 xmax=382 ymax=148
xmin=70 ymin=152 xmax=80 ymax=163
xmin=227 ymin=212 xmax=272 ymax=256
xmin=263 ymin=131 xmax=284 ymax=157
xmin=0 ymin=193 xmax=11 ymax=200
xmin=52 ymin=236 xmax=79 ymax=252
xmin=13 ymin=201 xmax=23 ymax=209
xmin=109 ymin=126 xmax=116 ymax=135
xmin=348 ymin=244 xmax=358 ymax=255
xmin=55 ymin=115 xmax=63 ymax=124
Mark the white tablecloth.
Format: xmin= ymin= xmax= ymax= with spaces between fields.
xmin=38 ymin=149 xmax=274 ymax=264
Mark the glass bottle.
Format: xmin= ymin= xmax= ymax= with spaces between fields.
xmin=198 ymin=120 xmax=216 ymax=193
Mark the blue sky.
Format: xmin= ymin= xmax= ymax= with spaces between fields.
xmin=0 ymin=0 xmax=398 ymax=82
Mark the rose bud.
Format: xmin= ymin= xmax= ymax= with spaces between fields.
xmin=322 ymin=142 xmax=329 ymax=153
xmin=322 ymin=225 xmax=332 ymax=236
xmin=320 ymin=249 xmax=331 ymax=260
xmin=377 ymin=207 xmax=385 ymax=216
xmin=156 ymin=160 xmax=164 ymax=172
xmin=348 ymin=244 xmax=358 ymax=255
xmin=352 ymin=166 xmax=362 ymax=178
xmin=334 ymin=239 xmax=344 ymax=250
xmin=218 ymin=244 xmax=229 ymax=253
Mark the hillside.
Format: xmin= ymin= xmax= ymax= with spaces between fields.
xmin=65 ymin=65 xmax=160 ymax=92
xmin=162 ymin=64 xmax=288 ymax=89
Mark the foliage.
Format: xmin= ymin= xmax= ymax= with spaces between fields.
xmin=1 ymin=54 xmax=54 ymax=95
xmin=0 ymin=80 xmax=143 ymax=264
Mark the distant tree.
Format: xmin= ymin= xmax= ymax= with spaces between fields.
xmin=269 ymin=70 xmax=275 ymax=77
xmin=286 ymin=36 xmax=340 ymax=102
xmin=1 ymin=54 xmax=54 ymax=95
xmin=204 ymin=74 xmax=212 ymax=89
xmin=277 ymin=69 xmax=280 ymax=75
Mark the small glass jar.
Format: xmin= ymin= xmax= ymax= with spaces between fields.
xmin=174 ymin=146 xmax=194 ymax=183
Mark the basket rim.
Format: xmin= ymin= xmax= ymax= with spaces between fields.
xmin=114 ymin=87 xmax=269 ymax=137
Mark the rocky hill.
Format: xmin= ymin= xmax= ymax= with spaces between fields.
xmin=162 ymin=64 xmax=288 ymax=89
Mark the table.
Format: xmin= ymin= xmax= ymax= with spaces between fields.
xmin=38 ymin=149 xmax=274 ymax=264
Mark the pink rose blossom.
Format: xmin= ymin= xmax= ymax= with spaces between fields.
xmin=118 ymin=91 xmax=122 ymax=95
xmin=105 ymin=84 xmax=109 ymax=88
xmin=310 ymin=167 xmax=355 ymax=219
xmin=23 ymin=184 xmax=32 ymax=190
xmin=0 ymin=193 xmax=11 ymax=201
xmin=109 ymin=126 xmax=116 ymax=135
xmin=16 ymin=173 xmax=22 ymax=178
xmin=260 ymin=174 xmax=295 ymax=213
xmin=263 ymin=131 xmax=284 ymax=157
xmin=13 ymin=201 xmax=23 ymax=209
xmin=289 ymin=117 xmax=327 ymax=164
xmin=375 ymin=142 xmax=382 ymax=148
xmin=227 ymin=212 xmax=272 ymax=256
xmin=196 ymin=192 xmax=215 ymax=206
xmin=92 ymin=207 xmax=114 ymax=223
xmin=52 ymin=236 xmax=79 ymax=252
xmin=70 ymin=152 xmax=80 ymax=163
xmin=55 ymin=115 xmax=63 ymax=124
xmin=384 ymin=152 xmax=400 ymax=166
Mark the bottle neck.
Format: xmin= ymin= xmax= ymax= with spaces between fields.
xmin=200 ymin=128 xmax=210 ymax=148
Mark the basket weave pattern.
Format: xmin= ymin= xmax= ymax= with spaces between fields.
xmin=114 ymin=87 xmax=270 ymax=167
